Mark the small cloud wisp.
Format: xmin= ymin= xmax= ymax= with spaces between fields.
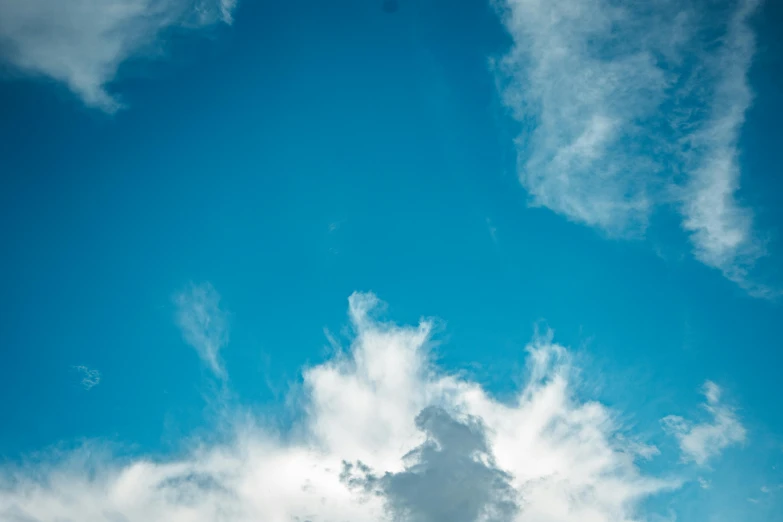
xmin=174 ymin=281 xmax=229 ymax=380
xmin=72 ymin=365 xmax=101 ymax=391
xmin=662 ymin=380 xmax=747 ymax=466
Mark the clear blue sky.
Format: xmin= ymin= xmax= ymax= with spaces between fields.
xmin=0 ymin=1 xmax=781 ymax=521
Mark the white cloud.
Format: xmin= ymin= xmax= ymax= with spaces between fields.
xmin=0 ymin=292 xmax=699 ymax=522
xmin=218 ymin=0 xmax=237 ymax=24
xmin=0 ymin=0 xmax=236 ymax=112
xmin=174 ymin=281 xmax=229 ymax=379
xmin=662 ymin=381 xmax=746 ymax=466
xmin=494 ymin=0 xmax=771 ymax=292
xmin=494 ymin=0 xmax=669 ymax=234
xmin=72 ymin=365 xmax=101 ymax=390
xmin=679 ymin=0 xmax=773 ymax=297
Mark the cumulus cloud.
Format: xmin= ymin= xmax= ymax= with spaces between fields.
xmin=662 ymin=380 xmax=746 ymax=466
xmin=1 ymin=292 xmax=742 ymax=521
xmin=494 ymin=0 xmax=771 ymax=292
xmin=0 ymin=0 xmax=236 ymax=112
xmin=174 ymin=281 xmax=229 ymax=379
xmin=72 ymin=365 xmax=101 ymax=390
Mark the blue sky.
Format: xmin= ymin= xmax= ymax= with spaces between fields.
xmin=0 ymin=0 xmax=782 ymax=520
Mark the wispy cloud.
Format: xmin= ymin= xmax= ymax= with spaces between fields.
xmin=494 ymin=0 xmax=669 ymax=234
xmin=495 ymin=0 xmax=772 ymax=293
xmin=0 ymin=0 xmax=237 ymax=112
xmin=174 ymin=281 xmax=229 ymax=379
xmin=72 ymin=365 xmax=101 ymax=390
xmin=662 ymin=381 xmax=746 ymax=466
xmin=486 ymin=217 xmax=498 ymax=243
xmin=679 ymin=0 xmax=771 ymax=296
xmin=0 ymin=292 xmax=724 ymax=521
xmin=218 ymin=0 xmax=237 ymax=24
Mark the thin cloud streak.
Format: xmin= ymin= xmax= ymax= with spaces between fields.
xmin=174 ymin=281 xmax=229 ymax=380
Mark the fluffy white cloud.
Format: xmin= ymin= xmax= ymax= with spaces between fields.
xmin=662 ymin=381 xmax=746 ymax=466
xmin=494 ymin=0 xmax=770 ymax=292
xmin=1 ymin=292 xmax=746 ymax=521
xmin=72 ymin=365 xmax=101 ymax=390
xmin=174 ymin=282 xmax=229 ymax=379
xmin=0 ymin=0 xmax=236 ymax=112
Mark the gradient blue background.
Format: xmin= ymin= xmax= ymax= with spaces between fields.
xmin=1 ymin=3 xmax=781 ymax=510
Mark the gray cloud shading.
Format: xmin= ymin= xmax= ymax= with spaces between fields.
xmin=381 ymin=406 xmax=518 ymax=522
xmin=340 ymin=407 xmax=518 ymax=522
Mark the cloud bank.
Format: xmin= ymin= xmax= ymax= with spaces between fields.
xmin=0 ymin=0 xmax=236 ymax=111
xmin=0 ymin=292 xmax=746 ymax=521
xmin=494 ymin=0 xmax=771 ymax=293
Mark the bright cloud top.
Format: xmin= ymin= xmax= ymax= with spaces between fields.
xmin=662 ymin=380 xmax=747 ymax=466
xmin=0 ymin=292 xmax=745 ymax=521
xmin=495 ymin=0 xmax=770 ymax=293
xmin=0 ymin=0 xmax=236 ymax=112
xmin=174 ymin=281 xmax=230 ymax=379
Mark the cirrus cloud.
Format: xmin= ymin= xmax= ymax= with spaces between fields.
xmin=494 ymin=0 xmax=774 ymax=295
xmin=174 ymin=281 xmax=230 ymax=380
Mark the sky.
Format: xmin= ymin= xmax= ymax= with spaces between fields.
xmin=0 ymin=0 xmax=782 ymax=521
